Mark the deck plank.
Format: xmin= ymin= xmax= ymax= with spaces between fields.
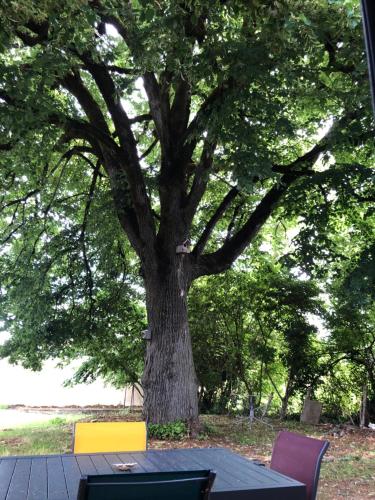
xmin=123 ymin=451 xmax=162 ymax=472
xmin=0 ymin=448 xmax=305 ymax=499
xmin=47 ymin=457 xmax=68 ymax=500
xmin=6 ymin=458 xmax=31 ymax=500
xmin=75 ymin=455 xmax=97 ymax=476
xmin=89 ymin=454 xmax=113 ymax=474
xmin=0 ymin=459 xmax=16 ymax=500
xmin=61 ymin=456 xmax=81 ymax=500
xmin=159 ymin=449 xmax=235 ymax=490
xmin=28 ymin=458 xmax=47 ymax=500
xmin=191 ymin=448 xmax=272 ymax=485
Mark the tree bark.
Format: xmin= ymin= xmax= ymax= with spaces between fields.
xmin=141 ymin=255 xmax=199 ymax=424
xmin=279 ymin=374 xmax=293 ymax=420
xmin=360 ymin=383 xmax=368 ymax=428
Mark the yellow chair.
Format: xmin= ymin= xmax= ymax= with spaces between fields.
xmin=73 ymin=421 xmax=147 ymax=454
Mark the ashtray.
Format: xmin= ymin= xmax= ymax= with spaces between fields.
xmin=112 ymin=463 xmax=137 ymax=472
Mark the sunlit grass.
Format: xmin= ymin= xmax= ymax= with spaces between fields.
xmin=0 ymin=415 xmax=83 ymax=456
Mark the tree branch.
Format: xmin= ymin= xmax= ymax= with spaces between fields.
xmin=324 ymin=36 xmax=356 ymax=74
xmin=184 ymin=137 xmax=217 ymax=225
xmin=225 ymin=200 xmax=245 ymax=243
xmin=143 ymin=71 xmax=171 ymax=157
xmin=77 ymin=53 xmax=156 ymax=251
xmin=193 ymin=111 xmax=364 ymax=277
xmin=105 ymin=65 xmax=136 ymax=75
xmin=6 ymin=14 xmax=156 ymax=261
xmin=60 ymin=71 xmax=110 ymax=134
xmin=272 ymin=111 xmax=367 ymax=175
xmin=14 ymin=20 xmax=49 ymax=46
xmin=0 ymin=190 xmax=40 ymax=213
xmin=194 ymin=172 xmax=304 ymax=277
xmin=181 ymin=79 xmax=234 ymax=162
xmin=63 ymin=147 xmax=106 ymax=178
xmin=89 ymin=3 xmax=172 ymax=158
xmin=193 ymin=187 xmax=239 ymax=257
xmin=79 ymin=161 xmax=100 ymax=317
xmin=129 ymin=113 xmax=152 ymax=125
xmin=170 ymin=76 xmax=191 ymax=142
xmin=140 ymin=137 xmax=158 ymax=161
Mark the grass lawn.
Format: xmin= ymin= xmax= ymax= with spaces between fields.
xmin=0 ymin=415 xmax=82 ymax=456
xmin=0 ymin=411 xmax=374 ymax=499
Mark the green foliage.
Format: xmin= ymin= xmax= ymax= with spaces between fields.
xmin=200 ymin=421 xmax=219 ymax=436
xmin=147 ymin=421 xmax=187 ymax=440
xmin=48 ymin=416 xmax=69 ymax=426
xmin=190 ymin=256 xmax=324 ymax=414
xmin=0 ymin=0 xmax=373 ymax=423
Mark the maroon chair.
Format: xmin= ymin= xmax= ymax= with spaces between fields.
xmin=270 ymin=431 xmax=329 ymax=500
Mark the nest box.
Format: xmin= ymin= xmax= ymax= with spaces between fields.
xmin=176 ymin=239 xmax=191 ymax=254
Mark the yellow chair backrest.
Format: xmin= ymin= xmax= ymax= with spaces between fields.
xmin=73 ymin=421 xmax=147 ymax=454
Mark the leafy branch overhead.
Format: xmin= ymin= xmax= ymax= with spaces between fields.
xmin=0 ymin=1 xmax=373 ymax=278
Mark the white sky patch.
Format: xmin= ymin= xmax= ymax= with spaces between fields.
xmin=259 ymin=225 xmax=300 ymax=257
xmin=290 ymin=268 xmax=310 ymax=281
xmin=121 ymin=98 xmax=135 ymax=116
xmin=1 ymin=313 xmax=136 ymax=406
xmin=259 ymin=242 xmax=272 ymax=252
xmin=0 ymin=329 xmax=11 ymax=345
xmin=105 ymin=24 xmax=120 ymax=38
xmin=137 ymin=78 xmax=148 ymax=100
xmin=317 ymin=116 xmax=334 ymax=140
xmin=315 ymin=151 xmax=335 ymax=172
xmin=120 ymin=78 xmax=148 ymax=117
xmin=307 ymin=313 xmax=329 ymax=339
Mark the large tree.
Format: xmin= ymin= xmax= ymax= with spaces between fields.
xmin=0 ymin=0 xmax=373 ymax=423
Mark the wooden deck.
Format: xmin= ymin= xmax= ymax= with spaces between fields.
xmin=0 ymin=448 xmax=306 ymax=499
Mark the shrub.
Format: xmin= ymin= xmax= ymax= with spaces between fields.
xmin=148 ymin=421 xmax=187 ymax=440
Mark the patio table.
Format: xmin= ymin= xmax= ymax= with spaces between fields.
xmin=0 ymin=447 xmax=306 ymax=499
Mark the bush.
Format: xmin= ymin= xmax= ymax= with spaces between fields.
xmin=48 ymin=417 xmax=67 ymax=426
xmin=147 ymin=421 xmax=187 ymax=440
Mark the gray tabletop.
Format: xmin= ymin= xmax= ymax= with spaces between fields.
xmin=0 ymin=447 xmax=306 ymax=499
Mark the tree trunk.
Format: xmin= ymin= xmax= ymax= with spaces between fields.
xmin=360 ymin=383 xmax=368 ymax=428
xmin=141 ymin=255 xmax=199 ymax=424
xmin=279 ymin=374 xmax=293 ymax=420
xmin=261 ymin=393 xmax=274 ymax=418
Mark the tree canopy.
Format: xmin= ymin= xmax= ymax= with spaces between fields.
xmin=0 ymin=0 xmax=374 ymax=423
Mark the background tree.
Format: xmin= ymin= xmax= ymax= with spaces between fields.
xmin=282 ymin=112 xmax=375 ymax=420
xmin=189 ymin=258 xmax=323 ymax=417
xmin=0 ymin=0 xmax=373 ymax=423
